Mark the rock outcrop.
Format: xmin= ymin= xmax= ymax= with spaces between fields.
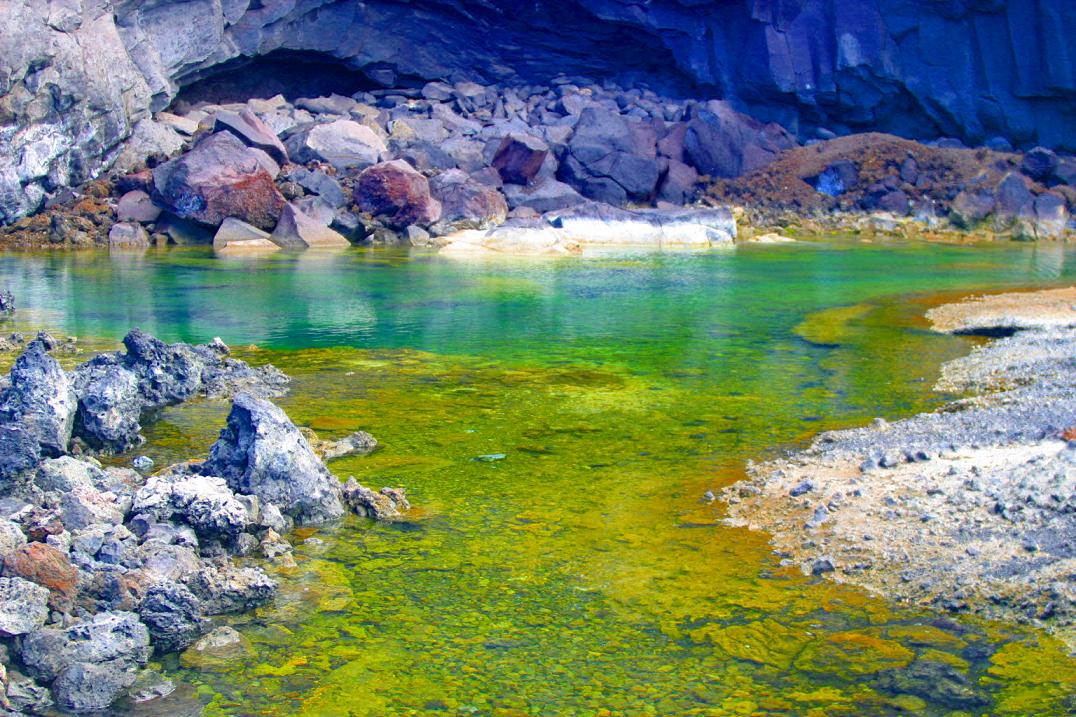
xmin=2 ymin=0 xmax=1074 ymax=225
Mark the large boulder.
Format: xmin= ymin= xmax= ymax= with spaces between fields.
xmin=354 ymin=160 xmax=442 ymax=230
xmin=71 ymin=330 xmax=289 ymax=453
xmin=492 ymin=135 xmax=549 ymax=185
xmin=270 ymin=203 xmax=351 ymax=248
xmin=0 ymin=339 xmax=77 ymax=457
xmin=212 ymin=108 xmax=288 ymax=164
xmin=684 ymin=101 xmax=796 ymax=178
xmin=430 ymin=170 xmax=508 ymax=232
xmin=285 ymin=120 xmax=387 ymax=170
xmin=201 ymin=393 xmax=344 ymax=524
xmin=562 ymin=108 xmax=661 ymax=203
xmin=152 ymin=132 xmax=285 ymax=230
xmin=0 ymin=425 xmax=42 ymax=490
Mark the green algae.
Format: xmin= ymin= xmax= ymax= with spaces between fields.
xmin=1 ymin=240 xmax=1075 ymax=715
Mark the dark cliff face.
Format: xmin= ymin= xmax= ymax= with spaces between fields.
xmin=165 ymin=0 xmax=1072 ymax=149
xmin=1 ymin=0 xmax=1073 ymax=223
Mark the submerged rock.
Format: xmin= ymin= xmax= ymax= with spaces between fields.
xmin=342 ymin=480 xmax=410 ymax=521
xmin=202 ymin=393 xmax=344 ymax=524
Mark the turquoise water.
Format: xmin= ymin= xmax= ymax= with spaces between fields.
xmin=0 ymin=239 xmax=1074 ymax=716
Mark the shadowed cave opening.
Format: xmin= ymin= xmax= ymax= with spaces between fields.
xmin=171 ymin=51 xmax=391 ymax=110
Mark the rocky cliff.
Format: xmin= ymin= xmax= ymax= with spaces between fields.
xmin=2 ymin=0 xmax=1073 ymax=223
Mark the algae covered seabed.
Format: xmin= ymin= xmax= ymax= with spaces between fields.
xmin=2 ymin=239 xmax=1075 ymax=716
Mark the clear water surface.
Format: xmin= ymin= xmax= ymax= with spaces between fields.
xmin=0 ymin=238 xmax=1073 ymax=717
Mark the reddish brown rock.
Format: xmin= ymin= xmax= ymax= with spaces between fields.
xmin=152 ymin=132 xmax=285 ymax=230
xmin=492 ymin=134 xmax=549 ymax=185
xmin=4 ymin=542 xmax=78 ymax=609
xmin=353 ymin=160 xmax=442 ymax=229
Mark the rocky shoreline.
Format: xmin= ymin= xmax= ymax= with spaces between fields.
xmin=723 ymin=288 xmax=1076 ymax=649
xmin=1 ymin=79 xmax=1072 ymax=255
xmin=0 ymin=317 xmax=407 ymax=714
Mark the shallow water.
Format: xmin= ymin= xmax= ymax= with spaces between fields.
xmin=1 ymin=239 xmax=1075 ymax=716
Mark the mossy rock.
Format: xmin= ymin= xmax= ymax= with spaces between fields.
xmin=885 ymin=624 xmax=968 ymax=651
xmin=179 ymin=627 xmax=253 ymax=671
xmin=690 ymin=618 xmax=812 ymax=670
xmin=795 ymin=630 xmax=915 ymax=678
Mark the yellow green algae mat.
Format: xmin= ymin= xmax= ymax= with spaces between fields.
xmin=1 ymin=239 xmax=1074 ymax=716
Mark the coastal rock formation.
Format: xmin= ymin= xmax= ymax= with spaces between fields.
xmin=724 ymin=288 xmax=1076 ymax=647
xmin=2 ymin=0 xmax=1074 ymax=225
xmin=0 ymin=330 xmax=410 ymax=713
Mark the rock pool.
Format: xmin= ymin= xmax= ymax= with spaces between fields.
xmin=1 ymin=239 xmax=1074 ymax=716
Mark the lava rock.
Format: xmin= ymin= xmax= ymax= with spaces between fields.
xmin=137 ymin=582 xmax=207 ymax=653
xmin=270 ymin=202 xmax=351 ymax=248
xmin=353 ymin=160 xmax=442 ymax=230
xmin=202 ymin=393 xmax=345 ymax=524
xmin=429 ymin=170 xmax=508 ymax=231
xmin=152 ymin=132 xmax=285 ymax=230
xmin=285 ymin=119 xmax=386 ymax=171
xmin=492 ymin=134 xmax=549 ymax=185
xmin=3 ymin=542 xmax=79 ymax=610
xmin=212 ymin=108 xmax=289 ymax=164
xmin=0 ymin=339 xmax=77 ymax=457
xmin=0 ymin=576 xmax=50 ymax=636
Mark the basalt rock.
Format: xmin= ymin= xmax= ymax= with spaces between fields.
xmin=151 ymin=132 xmax=285 ymax=230
xmin=354 ymin=160 xmax=442 ymax=230
xmin=201 ymin=393 xmax=345 ymax=524
xmin=2 ymin=1 xmax=1075 ymax=225
xmin=430 ymin=170 xmax=509 ymax=232
xmin=0 ymin=339 xmax=77 ymax=458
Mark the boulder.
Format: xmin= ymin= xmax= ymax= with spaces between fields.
xmin=0 ymin=517 xmax=27 ymax=555
xmin=0 ymin=339 xmax=77 ymax=457
xmin=0 ymin=577 xmax=50 ymax=636
xmin=685 ymin=101 xmax=796 ymax=178
xmin=285 ymin=120 xmax=386 ymax=170
xmin=178 ymin=626 xmax=251 ymax=670
xmin=137 ymin=582 xmax=206 ymax=653
xmin=563 ymin=108 xmax=660 ymax=203
xmin=0 ymin=426 xmax=42 ymax=490
xmin=430 ymin=170 xmax=508 ymax=231
xmin=492 ymin=135 xmax=549 ymax=185
xmin=949 ymin=190 xmax=995 ymax=228
xmin=315 ymin=431 xmax=379 ymax=460
xmin=152 ymin=132 xmax=285 ymax=230
xmin=1014 ymin=192 xmax=1069 ymax=240
xmin=212 ymin=109 xmax=288 ymax=164
xmin=994 ymin=173 xmax=1034 ymax=217
xmin=19 ymin=611 xmax=150 ymax=687
xmin=288 ymin=168 xmax=347 ymax=208
xmin=213 ymin=218 xmax=279 ymax=252
xmin=70 ymin=360 xmax=143 ymax=453
xmin=115 ymin=191 xmax=161 ymax=223
xmin=354 ymin=160 xmax=442 ymax=230
xmin=135 ymin=474 xmax=251 ymax=538
xmin=1021 ymin=147 xmax=1059 ymax=181
xmin=108 ymin=222 xmax=150 ymax=248
xmin=270 ymin=202 xmax=351 ymax=248
xmin=51 ymin=660 xmax=140 ymax=713
xmin=342 ymin=480 xmax=410 ymax=520
xmin=201 ymin=393 xmax=345 ymax=524
xmin=3 ymin=542 xmax=78 ymax=610
xmin=189 ymin=562 xmax=277 ymax=615
xmin=656 ymin=160 xmax=699 ymax=204
xmin=60 ymin=483 xmax=125 ymax=531
xmin=502 ymin=179 xmax=586 ymax=214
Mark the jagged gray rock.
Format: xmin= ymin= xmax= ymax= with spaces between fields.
xmin=202 ymin=393 xmax=344 ymax=524
xmin=0 ymin=577 xmax=50 ymax=636
xmin=0 ymin=340 xmax=77 ymax=457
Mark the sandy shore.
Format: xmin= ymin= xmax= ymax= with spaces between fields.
xmin=724 ymin=286 xmax=1076 ymax=648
